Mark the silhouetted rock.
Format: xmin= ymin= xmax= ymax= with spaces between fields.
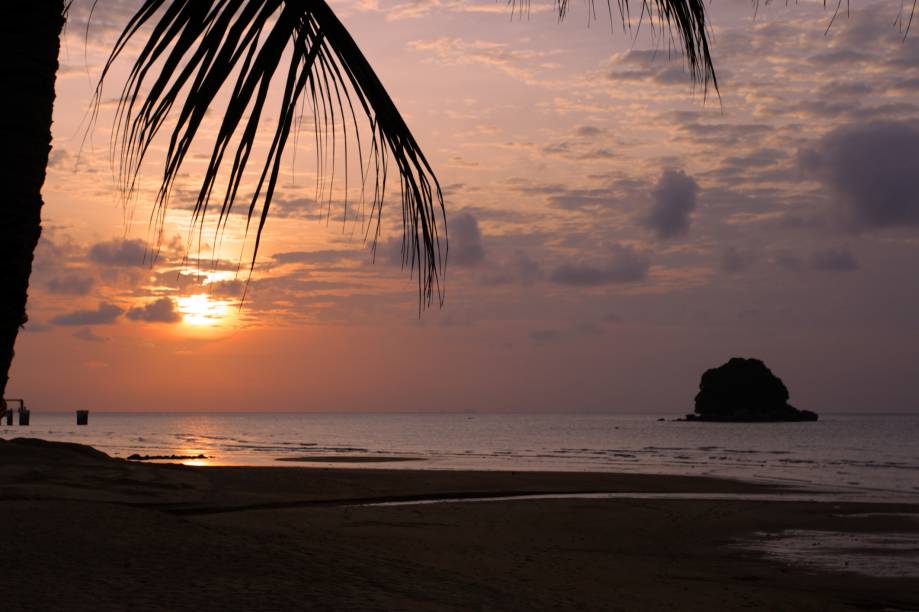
xmin=686 ymin=358 xmax=818 ymax=422
xmin=127 ymin=453 xmax=208 ymax=461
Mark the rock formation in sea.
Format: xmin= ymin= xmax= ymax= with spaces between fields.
xmin=686 ymin=357 xmax=818 ymax=422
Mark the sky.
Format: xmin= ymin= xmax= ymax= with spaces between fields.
xmin=9 ymin=0 xmax=919 ymax=413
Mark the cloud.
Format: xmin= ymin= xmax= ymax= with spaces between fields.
xmin=46 ymin=273 xmax=94 ymax=295
xmin=88 ymin=239 xmax=149 ymax=267
xmin=773 ymin=252 xmax=805 ymax=272
xmin=608 ymin=50 xmax=693 ymax=88
xmin=206 ymin=279 xmax=245 ymax=298
xmin=529 ymin=328 xmax=561 ymax=343
xmin=643 ymin=169 xmax=699 ymax=239
xmin=22 ymin=321 xmax=51 ymax=333
xmin=47 ymin=149 xmax=72 ymax=168
xmin=811 ymin=247 xmax=859 ymax=271
xmin=549 ymin=244 xmax=650 ymax=286
xmin=481 ymin=250 xmax=544 ymax=285
xmin=72 ymin=327 xmax=107 ymax=343
xmin=406 ymin=37 xmax=559 ymax=81
xmin=449 ymin=212 xmax=485 ymax=267
xmin=800 ymin=121 xmax=919 ymax=230
xmin=516 ymin=183 xmax=615 ymax=212
xmin=575 ymin=125 xmax=603 ymax=138
xmin=126 ymin=297 xmax=182 ymax=323
xmin=510 ymin=251 xmax=544 ymax=285
xmin=721 ymin=247 xmax=756 ymax=274
xmin=272 ymin=249 xmax=361 ymax=265
xmin=51 ymin=303 xmax=123 ymax=326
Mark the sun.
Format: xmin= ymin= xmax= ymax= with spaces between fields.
xmin=177 ymin=294 xmax=232 ymax=327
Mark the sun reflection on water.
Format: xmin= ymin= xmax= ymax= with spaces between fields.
xmin=178 ymin=448 xmax=211 ymax=467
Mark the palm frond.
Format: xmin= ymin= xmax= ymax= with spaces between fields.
xmin=93 ymin=0 xmax=446 ymax=310
xmin=516 ymin=0 xmax=718 ymax=92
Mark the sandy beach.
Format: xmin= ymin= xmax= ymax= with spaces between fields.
xmin=0 ymin=437 xmax=916 ymax=611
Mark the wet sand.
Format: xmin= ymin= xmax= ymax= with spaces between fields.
xmin=0 ymin=437 xmax=917 ymax=611
xmin=275 ymin=455 xmax=423 ymax=463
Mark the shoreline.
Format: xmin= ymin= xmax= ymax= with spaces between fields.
xmin=135 ymin=455 xmax=919 ymax=505
xmin=2 ymin=438 xmax=918 ymax=610
xmin=5 ymin=412 xmax=917 ymax=500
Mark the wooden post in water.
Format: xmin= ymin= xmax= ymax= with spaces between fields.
xmin=76 ymin=410 xmax=89 ymax=426
xmin=4 ymin=399 xmax=27 ymax=426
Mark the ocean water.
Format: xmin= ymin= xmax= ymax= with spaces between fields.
xmin=2 ymin=412 xmax=917 ymax=499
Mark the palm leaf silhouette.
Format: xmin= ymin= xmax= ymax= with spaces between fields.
xmin=93 ymin=0 xmax=718 ymax=310
xmin=545 ymin=0 xmax=716 ymax=89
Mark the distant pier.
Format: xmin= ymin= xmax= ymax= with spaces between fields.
xmin=1 ymin=399 xmax=29 ymax=426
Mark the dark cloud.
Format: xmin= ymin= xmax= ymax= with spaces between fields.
xmin=481 ymin=250 xmax=544 ymax=286
xmin=542 ymin=141 xmax=572 ymax=156
xmin=889 ymin=77 xmax=919 ymax=94
xmin=449 ymin=213 xmax=485 ymax=267
xmin=800 ymin=121 xmax=919 ymax=230
xmin=546 ymin=187 xmax=612 ymax=210
xmin=514 ymin=183 xmax=616 ymax=212
xmin=644 ymin=169 xmax=699 ymax=239
xmin=126 ymin=297 xmax=182 ymax=323
xmin=22 ymin=321 xmax=51 ymax=333
xmin=72 ymin=327 xmax=107 ymax=343
xmin=778 ymin=211 xmax=825 ymax=230
xmin=541 ymin=124 xmax=617 ymax=160
xmin=207 ymin=279 xmax=245 ymax=298
xmin=721 ymin=148 xmax=784 ymax=170
xmin=46 ymin=273 xmax=94 ymax=295
xmin=575 ymin=125 xmax=603 ymax=138
xmin=510 ymin=251 xmax=543 ymax=285
xmin=47 ymin=149 xmax=72 ymax=168
xmin=677 ymin=121 xmax=771 ymax=147
xmin=608 ymin=51 xmax=691 ymax=88
xmin=153 ymin=270 xmax=206 ymax=293
xmin=721 ymin=247 xmax=756 ymax=274
xmin=453 ymin=204 xmax=534 ymax=225
xmin=88 ymin=239 xmax=148 ymax=267
xmin=51 ymin=303 xmax=123 ymax=326
xmin=529 ymin=329 xmax=561 ymax=343
xmin=808 ymin=49 xmax=873 ymax=67
xmin=819 ymin=81 xmax=874 ymax=97
xmin=370 ymin=235 xmax=408 ymax=267
xmin=811 ymin=247 xmax=859 ymax=272
xmin=773 ymin=252 xmax=805 ymax=272
xmin=549 ymin=244 xmax=650 ymax=286
xmin=31 ymin=231 xmax=84 ymax=275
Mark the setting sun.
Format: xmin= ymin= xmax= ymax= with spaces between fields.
xmin=177 ymin=294 xmax=232 ymax=327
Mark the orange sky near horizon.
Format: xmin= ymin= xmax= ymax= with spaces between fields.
xmin=9 ymin=0 xmax=919 ymax=413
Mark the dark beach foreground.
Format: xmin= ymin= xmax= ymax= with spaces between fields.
xmin=0 ymin=438 xmax=916 ymax=611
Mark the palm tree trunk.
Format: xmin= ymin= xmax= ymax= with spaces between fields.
xmin=0 ymin=1 xmax=65 ymax=404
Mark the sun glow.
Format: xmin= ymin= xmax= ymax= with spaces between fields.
xmin=177 ymin=294 xmax=232 ymax=327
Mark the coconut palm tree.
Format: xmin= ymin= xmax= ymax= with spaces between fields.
xmin=1 ymin=2 xmax=67 ymax=413
xmin=0 ymin=0 xmax=716 ymax=409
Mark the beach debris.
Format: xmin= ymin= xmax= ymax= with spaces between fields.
xmin=685 ymin=357 xmax=818 ymax=422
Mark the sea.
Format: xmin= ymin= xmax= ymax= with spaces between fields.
xmin=2 ymin=412 xmax=917 ymax=500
